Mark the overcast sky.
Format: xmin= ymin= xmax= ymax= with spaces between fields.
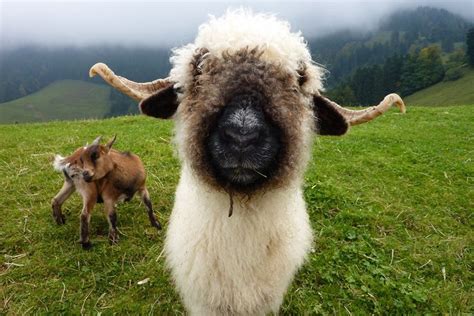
xmin=1 ymin=0 xmax=473 ymax=49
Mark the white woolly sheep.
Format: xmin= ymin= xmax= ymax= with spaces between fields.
xmin=90 ymin=10 xmax=405 ymax=315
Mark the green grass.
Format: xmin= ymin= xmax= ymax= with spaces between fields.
xmin=405 ymin=68 xmax=474 ymax=106
xmin=0 ymin=80 xmax=111 ymax=124
xmin=1 ymin=106 xmax=472 ymax=314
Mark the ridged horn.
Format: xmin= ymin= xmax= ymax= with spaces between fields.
xmin=89 ymin=62 xmax=172 ymax=101
xmin=325 ymin=93 xmax=406 ymax=126
xmin=91 ymin=135 xmax=102 ymax=146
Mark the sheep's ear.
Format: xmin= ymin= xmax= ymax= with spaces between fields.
xmin=312 ymin=95 xmax=349 ymax=136
xmin=139 ymin=83 xmax=179 ymax=119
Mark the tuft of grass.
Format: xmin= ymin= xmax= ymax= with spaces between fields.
xmin=405 ymin=68 xmax=474 ymax=106
xmin=1 ymin=106 xmax=473 ymax=314
xmin=0 ymin=80 xmax=111 ymax=124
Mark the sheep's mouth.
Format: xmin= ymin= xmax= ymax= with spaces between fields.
xmin=207 ymin=154 xmax=280 ymax=190
xmin=201 ymin=92 xmax=283 ymax=191
xmin=206 ymin=122 xmax=281 ymax=190
xmin=220 ymin=166 xmax=269 ymax=186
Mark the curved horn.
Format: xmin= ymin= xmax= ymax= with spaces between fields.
xmin=325 ymin=93 xmax=406 ymax=126
xmin=91 ymin=135 xmax=102 ymax=146
xmin=89 ymin=63 xmax=172 ymax=101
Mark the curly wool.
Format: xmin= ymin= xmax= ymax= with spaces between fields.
xmin=170 ymin=9 xmax=325 ymax=96
xmin=165 ymin=10 xmax=316 ymax=315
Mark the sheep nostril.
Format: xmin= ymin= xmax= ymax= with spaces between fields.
xmin=223 ymin=128 xmax=260 ymax=148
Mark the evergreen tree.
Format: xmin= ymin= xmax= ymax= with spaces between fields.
xmin=347 ymin=65 xmax=385 ymax=106
xmin=400 ymin=45 xmax=445 ymax=96
xmin=444 ymin=48 xmax=466 ymax=81
xmin=326 ymin=83 xmax=356 ymax=106
xmin=418 ymin=45 xmax=445 ymax=86
xmin=400 ymin=54 xmax=422 ymax=96
xmin=382 ymin=55 xmax=403 ymax=94
xmin=467 ymin=28 xmax=474 ymax=67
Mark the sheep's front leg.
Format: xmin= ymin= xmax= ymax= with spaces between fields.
xmin=104 ymin=199 xmax=119 ymax=244
xmin=139 ymin=187 xmax=162 ymax=230
xmin=51 ymin=180 xmax=75 ymax=225
xmin=79 ymin=196 xmax=96 ymax=250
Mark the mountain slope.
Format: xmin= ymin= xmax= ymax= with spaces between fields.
xmin=0 ymin=80 xmax=111 ymax=124
xmin=405 ymin=68 xmax=474 ymax=106
xmin=310 ymin=7 xmax=472 ymax=86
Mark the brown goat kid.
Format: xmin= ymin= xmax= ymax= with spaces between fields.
xmin=52 ymin=136 xmax=161 ymax=249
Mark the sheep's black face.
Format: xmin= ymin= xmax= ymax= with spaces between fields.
xmin=174 ymin=48 xmax=313 ymax=194
xmin=207 ymin=92 xmax=282 ymax=189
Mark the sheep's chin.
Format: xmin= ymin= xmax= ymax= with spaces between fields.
xmin=220 ymin=167 xmax=264 ymax=186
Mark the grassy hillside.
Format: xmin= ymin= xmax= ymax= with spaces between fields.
xmin=1 ymin=106 xmax=473 ymax=314
xmin=0 ymin=80 xmax=111 ymax=124
xmin=405 ymin=68 xmax=474 ymax=106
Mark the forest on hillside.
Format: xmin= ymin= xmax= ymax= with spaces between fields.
xmin=312 ymin=7 xmax=471 ymax=84
xmin=0 ymin=6 xmax=473 ymax=116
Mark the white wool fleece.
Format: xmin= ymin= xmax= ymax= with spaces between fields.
xmin=170 ymin=9 xmax=325 ymax=96
xmin=165 ymin=165 xmax=313 ymax=315
xmin=165 ymin=10 xmax=317 ymax=315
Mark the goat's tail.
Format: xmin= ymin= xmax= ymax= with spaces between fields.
xmin=53 ymin=155 xmax=67 ymax=172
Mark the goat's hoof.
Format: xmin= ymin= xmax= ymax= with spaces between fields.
xmin=54 ymin=214 xmax=66 ymax=225
xmin=109 ymin=239 xmax=119 ymax=245
xmin=81 ymin=241 xmax=92 ymax=250
xmin=152 ymin=221 xmax=162 ymax=230
xmin=109 ymin=232 xmax=119 ymax=245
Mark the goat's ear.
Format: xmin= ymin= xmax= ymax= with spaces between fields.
xmin=139 ymin=83 xmax=179 ymax=119
xmin=312 ymin=95 xmax=349 ymax=136
xmin=105 ymin=135 xmax=116 ymax=152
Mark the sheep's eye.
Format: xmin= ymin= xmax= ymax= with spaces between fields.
xmin=297 ymin=63 xmax=308 ymax=86
xmin=91 ymin=152 xmax=99 ymax=161
xmin=297 ymin=70 xmax=307 ymax=86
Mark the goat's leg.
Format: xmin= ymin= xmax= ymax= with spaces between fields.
xmin=104 ymin=199 xmax=119 ymax=244
xmin=139 ymin=187 xmax=162 ymax=230
xmin=51 ymin=180 xmax=75 ymax=225
xmin=79 ymin=196 xmax=96 ymax=250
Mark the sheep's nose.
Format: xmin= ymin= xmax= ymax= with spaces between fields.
xmin=219 ymin=93 xmax=266 ymax=149
xmin=223 ymin=127 xmax=260 ymax=148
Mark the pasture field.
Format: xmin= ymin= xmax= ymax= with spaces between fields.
xmin=1 ymin=106 xmax=472 ymax=314
xmin=404 ymin=68 xmax=474 ymax=106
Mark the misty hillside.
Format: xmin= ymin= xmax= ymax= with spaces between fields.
xmin=312 ymin=6 xmax=472 ymax=86
xmin=0 ymin=46 xmax=171 ymax=104
xmin=0 ymin=6 xmax=472 ymax=123
xmin=404 ymin=68 xmax=474 ymax=106
xmin=0 ymin=80 xmax=110 ymax=124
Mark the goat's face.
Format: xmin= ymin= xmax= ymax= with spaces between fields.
xmin=56 ymin=147 xmax=87 ymax=180
xmin=66 ymin=161 xmax=84 ymax=180
xmin=80 ymin=136 xmax=116 ymax=182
